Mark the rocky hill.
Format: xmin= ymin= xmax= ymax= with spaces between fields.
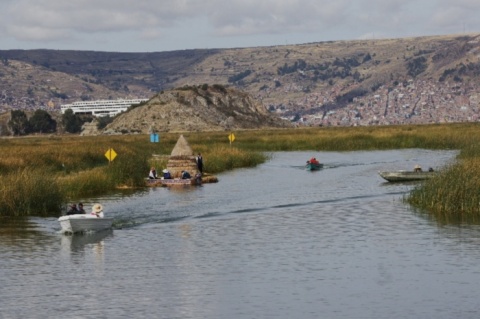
xmin=1 ymin=33 xmax=480 ymax=130
xmin=102 ymin=85 xmax=291 ymax=134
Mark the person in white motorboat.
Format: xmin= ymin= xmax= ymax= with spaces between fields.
xmin=66 ymin=204 xmax=79 ymax=215
xmin=90 ymin=203 xmax=104 ymax=218
xmin=77 ymin=202 xmax=86 ymax=214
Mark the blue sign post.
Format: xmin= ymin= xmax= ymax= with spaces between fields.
xmin=150 ymin=133 xmax=159 ymax=143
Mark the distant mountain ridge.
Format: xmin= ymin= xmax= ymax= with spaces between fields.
xmin=1 ymin=33 xmax=480 ymax=129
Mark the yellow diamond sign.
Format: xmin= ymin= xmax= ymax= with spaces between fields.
xmin=228 ymin=133 xmax=235 ymax=143
xmin=105 ymin=148 xmax=117 ymax=162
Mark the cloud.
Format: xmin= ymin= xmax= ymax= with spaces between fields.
xmin=2 ymin=0 xmax=354 ymax=40
xmin=1 ymin=0 xmax=479 ymax=50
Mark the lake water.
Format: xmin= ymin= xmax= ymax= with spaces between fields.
xmin=2 ymin=149 xmax=480 ymax=319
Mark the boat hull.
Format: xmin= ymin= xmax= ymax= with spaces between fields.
xmin=58 ymin=215 xmax=113 ymax=233
xmin=378 ymin=171 xmax=435 ymax=182
xmin=146 ymin=177 xmax=201 ymax=187
xmin=306 ymin=163 xmax=323 ymax=171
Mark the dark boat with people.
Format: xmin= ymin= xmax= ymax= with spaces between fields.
xmin=305 ymin=157 xmax=323 ymax=171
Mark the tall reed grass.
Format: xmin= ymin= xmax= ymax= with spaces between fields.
xmin=0 ymin=169 xmax=64 ymax=216
xmin=2 ymin=123 xmax=480 ymax=221
xmin=199 ymin=145 xmax=267 ymax=173
xmin=406 ymin=158 xmax=480 ymax=224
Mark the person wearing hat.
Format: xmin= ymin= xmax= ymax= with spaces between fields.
xmin=162 ymin=169 xmax=171 ymax=179
xmin=90 ymin=203 xmax=104 ymax=218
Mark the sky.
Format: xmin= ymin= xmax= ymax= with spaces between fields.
xmin=0 ymin=0 xmax=479 ymax=53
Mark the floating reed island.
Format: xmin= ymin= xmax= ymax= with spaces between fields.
xmin=146 ymin=134 xmax=218 ymax=187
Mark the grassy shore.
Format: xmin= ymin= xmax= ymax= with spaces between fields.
xmin=2 ymin=123 xmax=480 ymax=221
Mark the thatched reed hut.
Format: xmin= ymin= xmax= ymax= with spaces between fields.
xmin=166 ymin=135 xmax=199 ymax=178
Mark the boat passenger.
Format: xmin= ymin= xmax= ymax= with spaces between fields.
xmin=149 ymin=167 xmax=158 ymax=179
xmin=90 ymin=203 xmax=104 ymax=218
xmin=309 ymin=157 xmax=320 ymax=165
xmin=66 ymin=204 xmax=78 ymax=215
xmin=162 ymin=169 xmax=172 ymax=179
xmin=181 ymin=170 xmax=191 ymax=179
xmin=78 ymin=202 xmax=86 ymax=214
xmin=414 ymin=164 xmax=422 ymax=172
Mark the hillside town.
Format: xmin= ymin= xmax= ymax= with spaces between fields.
xmin=1 ymin=33 xmax=480 ymax=130
xmin=2 ymin=77 xmax=480 ymax=129
xmin=267 ymin=79 xmax=480 ymax=126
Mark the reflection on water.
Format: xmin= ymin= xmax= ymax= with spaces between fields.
xmin=4 ymin=149 xmax=480 ymax=319
xmin=61 ymin=229 xmax=113 ymax=253
xmin=60 ymin=229 xmax=113 ymax=272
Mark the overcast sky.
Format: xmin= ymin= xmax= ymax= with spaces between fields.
xmin=0 ymin=0 xmax=479 ymax=53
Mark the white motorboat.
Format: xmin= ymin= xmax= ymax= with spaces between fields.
xmin=378 ymin=170 xmax=435 ymax=182
xmin=58 ymin=214 xmax=113 ymax=233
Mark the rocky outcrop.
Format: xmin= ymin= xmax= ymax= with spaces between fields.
xmin=80 ymin=120 xmax=100 ymax=136
xmin=102 ymin=85 xmax=291 ymax=134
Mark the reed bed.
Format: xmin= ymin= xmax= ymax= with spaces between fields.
xmin=179 ymin=124 xmax=476 ymax=152
xmin=199 ymin=145 xmax=268 ymax=173
xmin=407 ymin=158 xmax=480 ymax=225
xmin=0 ymin=169 xmax=64 ymax=216
xmin=2 ymin=123 xmax=480 ymax=220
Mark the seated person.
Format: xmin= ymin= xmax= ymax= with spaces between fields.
xmin=181 ymin=170 xmax=191 ymax=179
xmin=162 ymin=169 xmax=172 ymax=179
xmin=77 ymin=202 xmax=86 ymax=214
xmin=90 ymin=203 xmax=104 ymax=218
xmin=309 ymin=157 xmax=319 ymax=165
xmin=66 ymin=204 xmax=78 ymax=215
xmin=149 ymin=167 xmax=158 ymax=179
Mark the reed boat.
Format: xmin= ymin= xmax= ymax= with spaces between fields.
xmin=146 ymin=175 xmax=203 ymax=187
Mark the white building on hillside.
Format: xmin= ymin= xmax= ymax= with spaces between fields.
xmin=61 ymin=98 xmax=148 ymax=117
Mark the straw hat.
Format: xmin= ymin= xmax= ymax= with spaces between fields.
xmin=162 ymin=169 xmax=169 ymax=173
xmin=92 ymin=203 xmax=103 ymax=213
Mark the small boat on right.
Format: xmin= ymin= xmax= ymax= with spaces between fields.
xmin=379 ymin=165 xmax=435 ymax=182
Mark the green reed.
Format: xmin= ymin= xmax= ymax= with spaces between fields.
xmin=406 ymin=158 xmax=480 ymax=225
xmin=0 ymin=134 xmax=264 ymax=216
xmin=3 ymin=123 xmax=480 ymax=219
xmin=0 ymin=169 xmax=64 ymax=216
xmin=199 ymin=145 xmax=268 ymax=173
